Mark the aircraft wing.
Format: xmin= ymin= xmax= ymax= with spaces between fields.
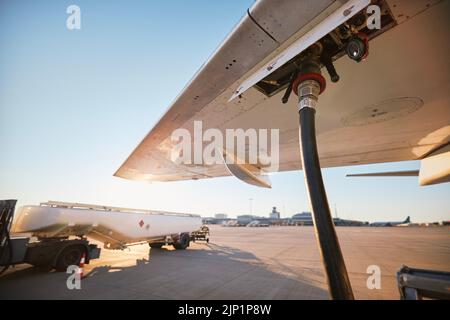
xmin=347 ymin=170 xmax=419 ymax=178
xmin=115 ymin=0 xmax=450 ymax=186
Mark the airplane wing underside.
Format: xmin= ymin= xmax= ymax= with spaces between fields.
xmin=115 ymin=0 xmax=450 ymax=184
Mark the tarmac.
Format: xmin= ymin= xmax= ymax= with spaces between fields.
xmin=0 ymin=225 xmax=449 ymax=300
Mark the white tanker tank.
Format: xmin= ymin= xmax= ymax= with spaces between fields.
xmin=13 ymin=201 xmax=203 ymax=250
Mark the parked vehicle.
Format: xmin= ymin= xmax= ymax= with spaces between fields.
xmin=1 ymin=200 xmax=203 ymax=273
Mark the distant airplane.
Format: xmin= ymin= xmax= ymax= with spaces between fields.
xmin=370 ymin=216 xmax=411 ymax=227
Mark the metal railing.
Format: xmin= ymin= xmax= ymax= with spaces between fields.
xmin=1 ymin=200 xmax=17 ymax=274
xmin=40 ymin=201 xmax=200 ymax=218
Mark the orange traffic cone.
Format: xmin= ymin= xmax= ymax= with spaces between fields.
xmin=78 ymin=253 xmax=86 ymax=279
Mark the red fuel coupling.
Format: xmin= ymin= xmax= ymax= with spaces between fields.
xmin=292 ymin=73 xmax=326 ymax=96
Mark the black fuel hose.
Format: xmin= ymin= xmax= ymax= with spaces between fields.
xmin=299 ymin=107 xmax=354 ymax=300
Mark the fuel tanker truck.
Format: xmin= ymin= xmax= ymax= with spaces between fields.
xmin=0 ymin=200 xmax=204 ymax=273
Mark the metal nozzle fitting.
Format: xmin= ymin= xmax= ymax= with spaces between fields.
xmin=297 ymin=80 xmax=321 ymax=111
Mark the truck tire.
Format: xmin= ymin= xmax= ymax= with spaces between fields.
xmin=149 ymin=243 xmax=163 ymax=249
xmin=173 ymin=233 xmax=190 ymax=250
xmin=55 ymin=245 xmax=85 ymax=271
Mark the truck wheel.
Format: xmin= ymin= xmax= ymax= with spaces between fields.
xmin=173 ymin=233 xmax=190 ymax=250
xmin=149 ymin=243 xmax=163 ymax=249
xmin=55 ymin=245 xmax=85 ymax=271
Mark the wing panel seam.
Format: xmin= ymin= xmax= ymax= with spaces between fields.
xmin=247 ymin=9 xmax=280 ymax=44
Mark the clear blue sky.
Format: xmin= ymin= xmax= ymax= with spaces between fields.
xmin=1 ymin=0 xmax=449 ymax=223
